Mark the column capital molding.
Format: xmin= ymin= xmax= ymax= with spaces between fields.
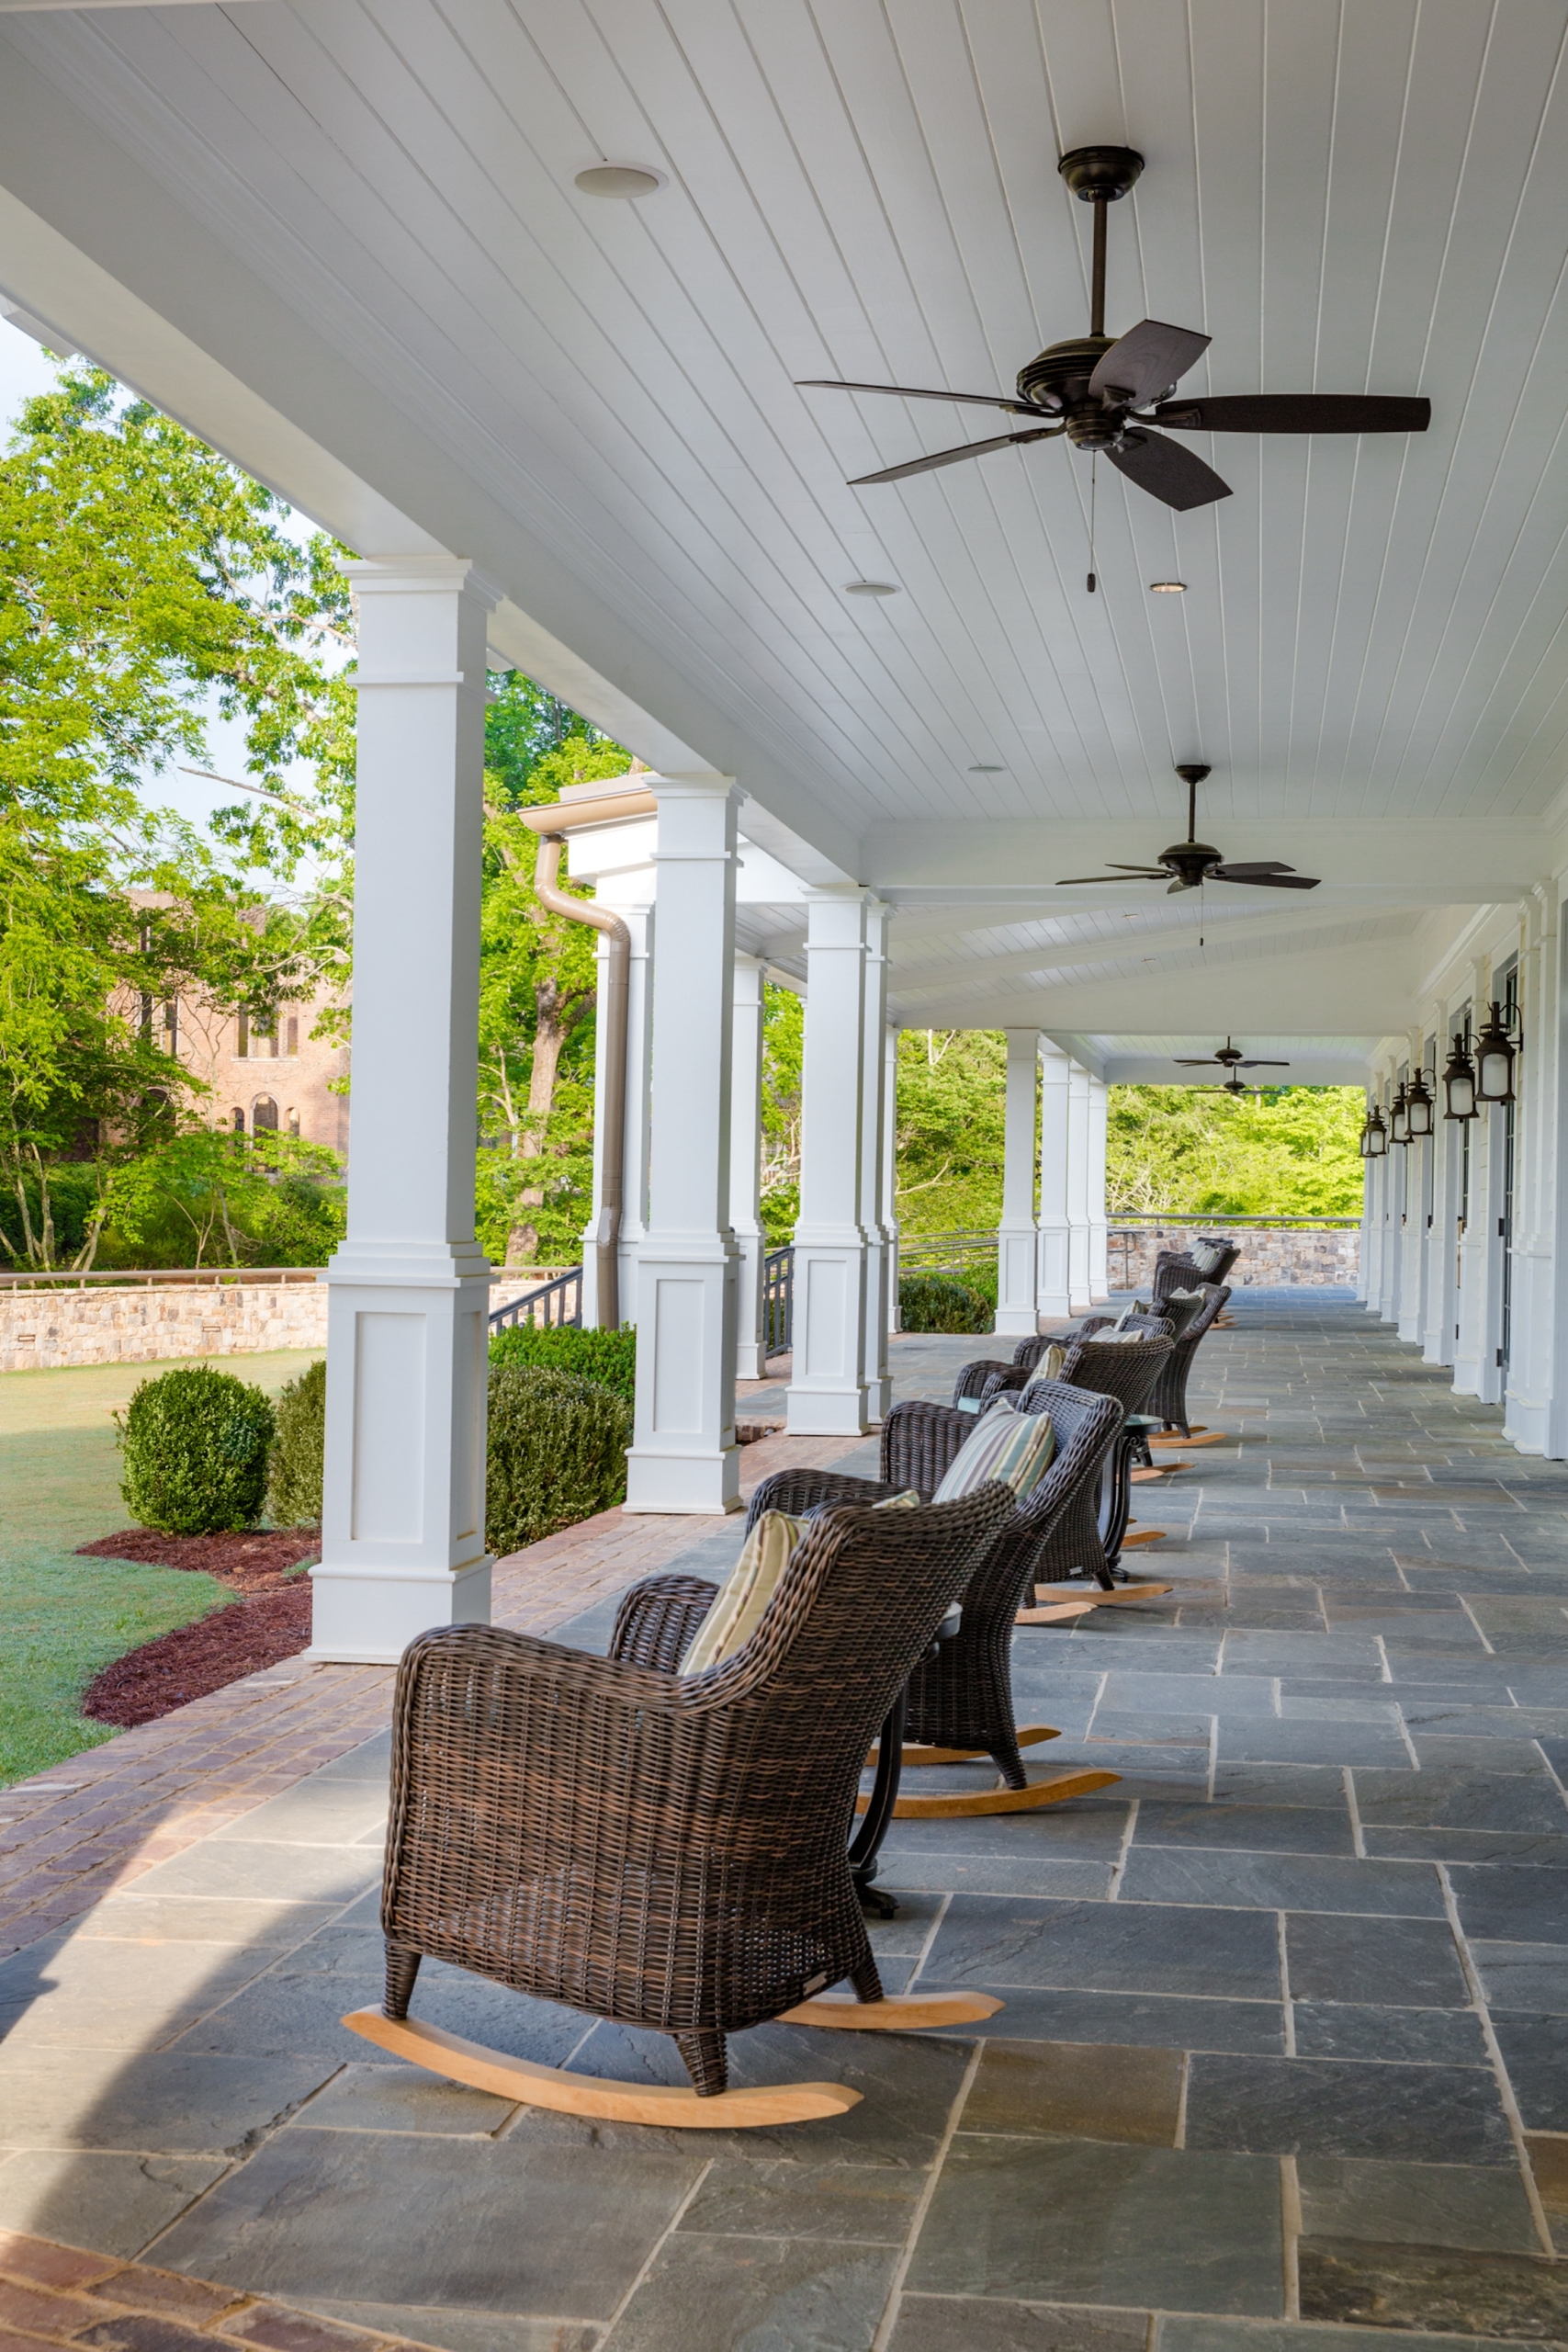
xmin=338 ymin=555 xmax=503 ymax=609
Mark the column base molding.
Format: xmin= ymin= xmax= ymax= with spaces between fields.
xmin=623 ymin=1446 xmax=741 ymax=1514
xmin=306 ymin=1555 xmax=492 ymax=1664
xmin=785 ymin=1386 xmax=874 ymax=1438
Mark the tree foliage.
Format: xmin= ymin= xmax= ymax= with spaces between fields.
xmin=895 ymin=1029 xmax=1010 ymax=1233
xmin=1107 ymin=1085 xmax=1365 ymax=1217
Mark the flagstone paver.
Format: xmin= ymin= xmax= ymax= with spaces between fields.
xmin=3 ymin=1300 xmax=1568 ymax=2347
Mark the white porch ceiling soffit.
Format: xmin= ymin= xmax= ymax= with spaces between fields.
xmin=1 ymin=0 xmax=1566 ymax=1021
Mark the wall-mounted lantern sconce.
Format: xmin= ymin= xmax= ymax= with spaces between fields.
xmin=1389 ymin=1083 xmax=1410 ymax=1146
xmin=1442 ymin=1034 xmax=1478 ymax=1122
xmin=1473 ymin=1001 xmax=1519 ymax=1106
xmin=1365 ymin=1105 xmax=1388 ymax=1157
xmin=1404 ymin=1069 xmax=1435 ymax=1138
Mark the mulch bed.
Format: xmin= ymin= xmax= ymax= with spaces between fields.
xmin=74 ymin=1526 xmax=321 ymax=1729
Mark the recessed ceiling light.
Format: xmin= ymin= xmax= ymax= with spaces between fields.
xmin=1148 ymin=579 xmax=1188 ymax=594
xmin=574 ymin=164 xmax=663 ymax=198
xmin=844 ymin=581 xmax=898 ymax=596
xmin=968 ymin=763 xmax=1003 ymax=773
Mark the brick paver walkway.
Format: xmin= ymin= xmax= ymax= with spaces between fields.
xmin=0 ymin=1419 xmax=862 ymax=1960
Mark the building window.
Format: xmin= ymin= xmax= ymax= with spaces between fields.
xmin=237 ymin=1010 xmax=249 ymax=1057
xmin=232 ymin=1108 xmax=245 ymax=1133
xmin=253 ymin=1097 xmax=279 ymax=1133
xmin=286 ymin=1014 xmax=299 ymax=1057
xmin=287 ymin=1108 xmax=300 ymax=1137
xmin=164 ymin=999 xmax=178 ymax=1054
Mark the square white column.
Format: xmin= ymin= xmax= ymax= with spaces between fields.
xmin=1088 ymin=1074 xmax=1111 ymax=1304
xmin=730 ymin=953 xmax=767 ymax=1382
xmin=884 ymin=1023 xmax=901 ymax=1333
xmin=994 ymin=1030 xmax=1041 ymax=1336
xmin=1037 ymin=1042 xmax=1073 ymax=1318
xmin=1379 ymin=1070 xmax=1404 ymax=1325
xmin=786 ymin=888 xmax=871 ymax=1436
xmin=859 ymin=906 xmax=894 ymax=1419
xmin=1399 ymin=1030 xmax=1427 ymax=1343
xmin=1361 ymin=1080 xmax=1385 ymax=1312
xmin=311 ymin=557 xmax=499 ymax=1663
xmin=1066 ymin=1061 xmax=1093 ymax=1316
xmin=1508 ymin=889 xmax=1555 ymax=1450
xmin=581 ymin=899 xmax=653 ymax=1329
xmin=625 ymin=778 xmax=742 ymax=1512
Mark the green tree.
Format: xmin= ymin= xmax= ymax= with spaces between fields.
xmin=477 ymin=698 xmax=630 ymax=1261
xmin=760 ymin=982 xmax=804 ymax=1242
xmin=0 ymin=364 xmax=354 ymax=1265
xmin=895 ymin=1029 xmax=1009 ymax=1233
xmin=1107 ymin=1085 xmax=1365 ymax=1216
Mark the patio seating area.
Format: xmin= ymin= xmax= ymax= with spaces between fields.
xmin=2 ymin=1293 xmax=1565 ymax=2350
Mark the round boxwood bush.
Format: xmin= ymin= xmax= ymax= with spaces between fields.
xmin=898 ymin=1272 xmax=992 ymax=1335
xmin=265 ymin=1357 xmax=326 ymax=1527
xmin=486 ymin=1363 xmax=633 ymax=1556
xmin=118 ymin=1364 xmax=277 ymax=1535
xmin=488 ymin=1322 xmax=637 ymax=1403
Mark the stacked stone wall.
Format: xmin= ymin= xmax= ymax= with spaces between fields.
xmin=1108 ymin=1226 xmax=1359 ymax=1292
xmin=0 ymin=1272 xmax=572 ymax=1373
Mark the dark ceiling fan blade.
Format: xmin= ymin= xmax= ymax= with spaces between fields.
xmin=1213 ymin=868 xmax=1320 ymax=889
xmin=1106 ymin=428 xmax=1232 ymax=511
xmin=1089 ymin=320 xmax=1211 ymax=407
xmin=1209 ymin=860 xmax=1295 ymax=880
xmin=850 ymin=426 xmax=1061 ymax=486
xmin=1238 ymin=1060 xmax=1290 ymax=1068
xmin=1173 ymin=1057 xmax=1222 ymax=1066
xmin=1152 ymin=393 xmax=1430 ymax=435
xmin=1055 ymin=871 xmax=1165 ymax=885
xmin=1103 ymin=863 xmax=1174 ymax=876
xmin=797 ymin=378 xmax=1043 ymax=418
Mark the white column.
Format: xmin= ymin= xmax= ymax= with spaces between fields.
xmin=624 ymin=778 xmax=742 ymax=1514
xmin=1037 ymin=1043 xmax=1073 ymax=1317
xmin=1542 ymin=896 xmax=1568 ymax=1455
xmin=1379 ymin=1069 xmax=1404 ymax=1325
xmin=1455 ymin=971 xmax=1491 ymax=1396
xmin=787 ymin=888 xmax=871 ymax=1435
xmin=1357 ymin=1097 xmax=1374 ymax=1305
xmin=730 ymin=954 xmax=767 ymax=1382
xmin=860 ymin=906 xmax=893 ymax=1420
xmin=994 ymin=1031 xmax=1041 ymax=1336
xmin=1088 ymin=1075 xmax=1111 ymax=1303
xmin=1066 ymin=1062 xmax=1093 ymax=1316
xmin=1398 ymin=1030 xmax=1427 ymax=1343
xmin=311 ymin=557 xmax=497 ymax=1663
xmin=581 ymin=899 xmax=653 ymax=1329
xmin=1424 ymin=1005 xmax=1456 ymax=1365
xmin=884 ymin=1024 xmax=901 ymax=1333
xmin=1507 ymin=892 xmax=1552 ymax=1450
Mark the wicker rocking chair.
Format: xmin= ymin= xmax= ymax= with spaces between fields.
xmin=1144 ymin=1280 xmax=1231 ymax=1437
xmin=1153 ymin=1238 xmax=1240 ymax=1303
xmin=343 ymin=1486 xmax=1015 ymax=2128
xmin=744 ymin=1380 xmax=1124 ymax=1821
xmin=951 ymin=1330 xmax=1055 ymax=1410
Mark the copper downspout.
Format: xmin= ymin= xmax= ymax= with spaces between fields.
xmin=530 ymin=834 xmax=630 ymax=1329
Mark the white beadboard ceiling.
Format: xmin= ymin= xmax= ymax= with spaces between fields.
xmin=0 ymin=0 xmax=1562 ymax=1062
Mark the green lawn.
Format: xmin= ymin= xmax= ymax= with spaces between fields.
xmin=0 ymin=1349 xmax=324 ymax=1788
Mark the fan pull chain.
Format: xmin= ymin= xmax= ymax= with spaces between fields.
xmin=1087 ymin=455 xmax=1097 ymax=593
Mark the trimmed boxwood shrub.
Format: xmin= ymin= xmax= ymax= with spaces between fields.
xmin=897 ymin=1272 xmax=992 ymax=1335
xmin=118 ymin=1365 xmax=276 ymax=1535
xmin=486 ymin=1363 xmax=633 ymax=1556
xmin=488 ymin=1322 xmax=637 ymax=1403
xmin=266 ymin=1357 xmax=326 ymax=1527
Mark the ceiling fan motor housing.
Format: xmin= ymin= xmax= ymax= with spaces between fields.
xmin=1056 ymin=146 xmax=1146 ymax=203
xmin=1016 ymin=337 xmax=1113 ymax=421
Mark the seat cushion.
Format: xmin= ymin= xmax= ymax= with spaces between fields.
xmin=932 ymin=1398 xmax=1056 ymax=1505
xmin=680 ymin=1490 xmax=920 ymax=1673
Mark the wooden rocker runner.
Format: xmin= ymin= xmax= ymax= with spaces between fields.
xmin=363 ymin=1487 xmax=1017 ymax=2130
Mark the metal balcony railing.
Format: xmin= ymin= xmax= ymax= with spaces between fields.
xmin=489 ymin=1266 xmax=583 ymax=1332
xmin=762 ymin=1245 xmax=795 ymax=1356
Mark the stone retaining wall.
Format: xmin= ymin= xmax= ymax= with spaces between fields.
xmin=1108 ymin=1225 xmax=1359 ymax=1291
xmin=0 ymin=1272 xmax=568 ymax=1374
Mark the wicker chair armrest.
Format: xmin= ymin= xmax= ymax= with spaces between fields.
xmin=880 ymin=1398 xmax=978 ymax=1495
xmin=978 ymin=1368 xmax=1030 ymax=1407
xmin=1077 ymin=1315 xmax=1113 ymax=1337
xmin=744 ymin=1466 xmax=898 ymax=1531
xmin=610 ymin=1574 xmax=719 ymax=1672
xmin=953 ymin=1359 xmax=1011 ymax=1406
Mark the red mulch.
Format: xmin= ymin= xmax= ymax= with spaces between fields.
xmin=75 ymin=1526 xmax=321 ymax=1728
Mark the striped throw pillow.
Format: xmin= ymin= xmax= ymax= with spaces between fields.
xmin=680 ymin=1489 xmax=921 ymax=1674
xmin=932 ymin=1398 xmax=1055 ymax=1505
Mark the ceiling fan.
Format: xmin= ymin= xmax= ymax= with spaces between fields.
xmin=1174 ymin=1038 xmax=1290 ymax=1071
xmin=1056 ymin=764 xmax=1321 ymax=894
xmin=798 ymin=146 xmax=1429 ymax=513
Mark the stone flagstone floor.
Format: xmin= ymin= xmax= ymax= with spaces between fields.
xmin=1 ymin=1295 xmax=1567 ymax=2349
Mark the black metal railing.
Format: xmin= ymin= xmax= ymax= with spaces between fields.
xmin=895 ymin=1229 xmax=994 ymax=1276
xmin=762 ymin=1245 xmax=795 ymax=1357
xmin=489 ymin=1266 xmax=583 ymax=1332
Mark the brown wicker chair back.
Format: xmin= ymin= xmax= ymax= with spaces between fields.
xmin=1153 ymin=1238 xmax=1240 ymax=1302
xmin=378 ymin=1482 xmax=1016 ymax=2097
xmin=745 ymin=1381 xmax=1122 ymax=1791
xmin=1059 ymin=1333 xmax=1175 ymax=1419
xmin=1146 ymin=1281 xmax=1231 ymax=1434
